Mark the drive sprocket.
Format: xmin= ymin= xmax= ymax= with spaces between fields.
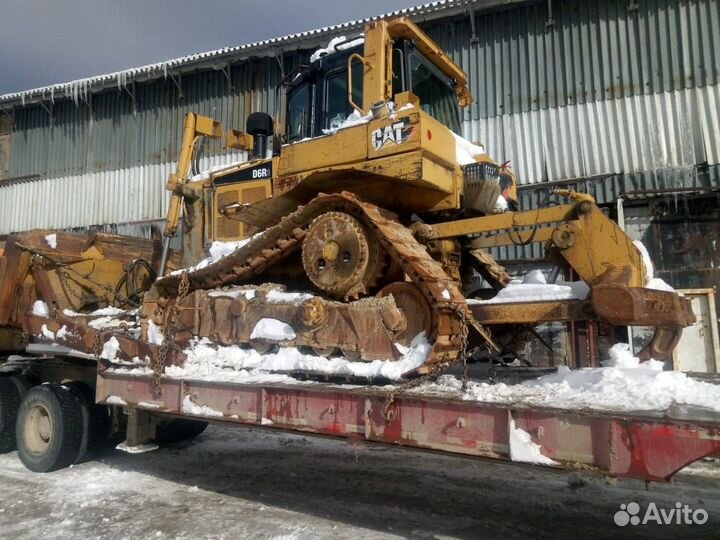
xmin=301 ymin=211 xmax=384 ymax=300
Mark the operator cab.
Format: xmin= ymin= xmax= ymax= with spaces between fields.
xmin=284 ymin=38 xmax=462 ymax=143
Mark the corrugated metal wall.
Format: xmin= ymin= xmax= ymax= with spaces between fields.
xmin=8 ymin=53 xmax=305 ymax=178
xmin=421 ymin=0 xmax=720 ymax=186
xmin=2 ymin=0 xmax=719 ymax=234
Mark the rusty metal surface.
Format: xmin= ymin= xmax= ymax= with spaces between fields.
xmin=24 ymin=314 xmax=184 ymax=369
xmin=591 ymin=285 xmax=695 ymax=328
xmin=155 ymin=191 xmax=483 ymax=371
xmin=470 ymin=300 xmax=594 ymax=325
xmin=0 ymin=230 xmax=166 ymax=327
xmin=143 ymin=286 xmax=404 ymax=361
xmin=97 ymin=371 xmax=720 ymax=482
xmin=301 ymin=211 xmax=384 ymax=300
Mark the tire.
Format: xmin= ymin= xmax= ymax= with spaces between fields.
xmin=0 ymin=377 xmax=22 ymax=453
xmin=154 ymin=418 xmax=208 ymax=444
xmin=15 ymin=384 xmax=84 ymax=472
xmin=66 ymin=382 xmax=112 ymax=463
xmin=9 ymin=375 xmax=32 ymax=397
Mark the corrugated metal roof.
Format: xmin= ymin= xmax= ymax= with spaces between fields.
xmin=0 ymin=0 xmax=525 ymax=109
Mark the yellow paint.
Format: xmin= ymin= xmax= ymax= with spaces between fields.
xmin=212 ymin=179 xmax=272 ymax=241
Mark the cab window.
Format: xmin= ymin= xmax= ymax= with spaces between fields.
xmin=323 ymin=62 xmax=363 ymax=132
xmin=409 ymin=53 xmax=461 ymax=134
xmin=286 ymin=82 xmax=310 ymax=142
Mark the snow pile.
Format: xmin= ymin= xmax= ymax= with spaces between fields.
xmin=170 ymin=234 xmax=262 ymax=275
xmin=32 ymin=300 xmax=49 ymax=316
xmin=147 ymin=320 xmax=164 ymax=345
xmin=60 ymin=306 xmax=135 ymax=330
xmin=182 ymin=395 xmax=224 ymax=418
xmin=633 ymin=240 xmax=675 ymax=292
xmin=45 ymin=234 xmax=57 ymax=249
xmin=494 ymin=194 xmax=508 ymax=212
xmin=204 ymin=287 xmax=313 ymax=304
xmin=646 ymin=278 xmax=675 ymax=293
xmin=453 ymin=133 xmax=485 ymax=165
xmin=208 ymin=289 xmax=256 ymax=300
xmin=88 ymin=316 xmax=132 ymax=330
xmin=100 ymin=337 xmax=121 ymax=361
xmin=105 ymin=395 xmax=127 ymax=406
xmin=40 ymin=324 xmax=55 ymax=340
xmin=55 ymin=325 xmax=70 ymax=340
xmin=165 ymin=332 xmax=432 ymax=383
xmin=63 ymin=306 xmax=126 ymax=317
xmin=601 ymin=342 xmax=658 ymax=369
xmin=633 ymin=240 xmax=655 ymax=284
xmin=266 ymin=290 xmax=314 ymax=304
xmin=250 ymin=318 xmax=296 ymax=341
xmin=421 ymin=343 xmax=720 ymax=414
xmin=508 ymin=420 xmax=558 ymax=466
xmin=116 ymin=441 xmax=159 ymax=454
xmin=322 ymin=109 xmax=372 ymax=135
xmin=320 ymin=100 xmax=414 ymax=136
xmin=476 ymin=269 xmax=589 ymax=305
xmin=109 ymin=365 xmax=153 ymax=376
xmin=310 ymin=35 xmax=364 ymax=63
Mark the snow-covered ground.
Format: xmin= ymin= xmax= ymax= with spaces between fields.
xmin=0 ymin=425 xmax=716 ymax=540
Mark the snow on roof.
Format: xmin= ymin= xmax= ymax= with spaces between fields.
xmin=0 ymin=0 xmax=496 ymax=108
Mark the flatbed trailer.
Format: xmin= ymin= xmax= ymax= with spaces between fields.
xmin=92 ymin=366 xmax=720 ymax=483
xmin=0 ymin=294 xmax=717 ymax=482
xmin=0 ymin=243 xmax=715 ymax=483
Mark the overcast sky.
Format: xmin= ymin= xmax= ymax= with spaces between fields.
xmin=0 ymin=0 xmax=423 ymax=95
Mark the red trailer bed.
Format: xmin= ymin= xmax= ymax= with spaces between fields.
xmin=97 ymin=370 xmax=720 ymax=482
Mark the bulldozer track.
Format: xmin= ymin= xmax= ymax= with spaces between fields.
xmin=156 ymin=191 xmax=481 ymax=369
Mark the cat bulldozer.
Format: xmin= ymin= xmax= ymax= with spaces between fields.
xmin=0 ymin=17 xmax=695 ymax=384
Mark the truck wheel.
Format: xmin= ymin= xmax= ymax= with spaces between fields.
xmin=16 ymin=384 xmax=84 ymax=472
xmin=66 ymin=382 xmax=112 ymax=463
xmin=154 ymin=419 xmax=208 ymax=444
xmin=0 ymin=377 xmax=23 ymax=453
xmin=9 ymin=375 xmax=33 ymax=397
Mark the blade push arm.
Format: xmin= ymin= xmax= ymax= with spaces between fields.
xmin=159 ymin=113 xmax=223 ymax=275
xmin=422 ymin=193 xmax=695 ymax=359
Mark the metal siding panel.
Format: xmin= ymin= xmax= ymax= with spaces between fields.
xmin=3 ymin=0 xmax=719 ymax=234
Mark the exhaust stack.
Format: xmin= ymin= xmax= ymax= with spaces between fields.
xmin=246 ymin=112 xmax=274 ymax=160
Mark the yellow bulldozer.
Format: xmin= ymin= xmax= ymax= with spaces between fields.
xmin=0 ymin=17 xmax=695 ymax=380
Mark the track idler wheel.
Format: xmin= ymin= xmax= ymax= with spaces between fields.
xmin=302 ymin=212 xmax=384 ymax=300
xmin=377 ymin=282 xmax=433 ymax=346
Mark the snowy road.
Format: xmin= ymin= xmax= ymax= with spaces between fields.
xmin=0 ymin=425 xmax=717 ymax=539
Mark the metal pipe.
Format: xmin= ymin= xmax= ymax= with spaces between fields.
xmin=158 ymin=236 xmax=172 ymax=277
